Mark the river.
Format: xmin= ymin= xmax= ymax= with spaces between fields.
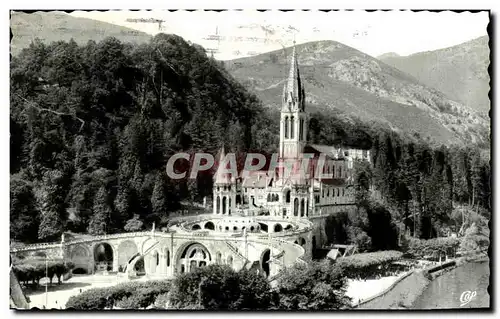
xmin=412 ymin=260 xmax=490 ymax=309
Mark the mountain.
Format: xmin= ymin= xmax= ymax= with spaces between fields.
xmin=376 ymin=52 xmax=400 ymax=60
xmin=225 ymin=40 xmax=490 ymax=147
xmin=379 ymin=36 xmax=490 ymax=113
xmin=10 ymin=11 xmax=152 ymax=56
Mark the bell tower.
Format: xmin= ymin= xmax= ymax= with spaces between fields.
xmin=279 ymin=42 xmax=308 ymax=160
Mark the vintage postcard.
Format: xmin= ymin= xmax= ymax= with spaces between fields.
xmin=9 ymin=9 xmax=491 ymax=310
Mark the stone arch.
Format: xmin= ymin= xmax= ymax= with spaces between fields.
xmin=258 ymin=223 xmax=268 ymax=233
xmin=192 ymin=224 xmax=201 ymax=230
xmin=284 ymin=224 xmax=292 ymax=231
xmin=70 ymin=245 xmax=91 ymax=274
xmin=216 ymin=195 xmax=220 ymax=214
xmin=260 ymin=249 xmax=271 ymax=277
xmin=149 ymin=250 xmax=160 ymax=274
xmin=141 ymin=238 xmax=158 ymax=255
xmin=285 ymin=189 xmax=291 ymax=203
xmin=117 ymin=240 xmax=138 ymax=271
xmin=274 ymin=223 xmax=283 ymax=233
xmin=177 ymin=242 xmax=211 ymax=274
xmin=299 ymin=237 xmax=306 ymax=247
xmin=300 ymin=199 xmax=305 ymax=217
xmin=204 ymin=221 xmax=215 ymax=230
xmin=293 ymin=198 xmax=299 ymax=216
xmin=93 ymin=242 xmax=113 ymax=272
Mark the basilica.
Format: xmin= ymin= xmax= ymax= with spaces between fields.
xmin=213 ymin=44 xmax=371 ymax=220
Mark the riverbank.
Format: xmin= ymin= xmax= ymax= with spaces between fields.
xmin=357 ymin=256 xmax=489 ymax=309
xmin=346 ymin=272 xmax=409 ymax=306
xmin=411 ymin=259 xmax=490 ymax=309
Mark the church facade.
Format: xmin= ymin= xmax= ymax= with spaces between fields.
xmin=213 ymin=44 xmax=371 ymax=224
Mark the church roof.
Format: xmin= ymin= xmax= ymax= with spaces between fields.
xmin=305 ymin=144 xmax=347 ymax=160
xmin=318 ymin=178 xmax=346 ymax=186
xmin=241 ymin=171 xmax=269 ymax=188
xmin=214 ymin=145 xmax=235 ymax=184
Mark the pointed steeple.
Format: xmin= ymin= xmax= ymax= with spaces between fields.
xmin=282 ymin=41 xmax=305 ymax=111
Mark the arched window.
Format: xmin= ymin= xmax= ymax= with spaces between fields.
xmin=306 ymin=199 xmax=309 ymax=216
xmin=337 ymin=188 xmax=340 ymax=196
xmin=216 ymin=196 xmax=220 ymax=214
xmin=222 ymin=197 xmax=227 ymax=215
xmin=290 ymin=116 xmax=295 ymax=139
xmin=285 ymin=116 xmax=289 ymax=139
xmin=299 ymin=119 xmax=303 ymax=140
xmin=285 ymin=189 xmax=291 ymax=203
xmin=342 ymin=188 xmax=345 ymax=196
xmin=267 ymin=193 xmax=271 ymax=202
xmin=300 ymin=199 xmax=305 ymax=217
xmin=338 ymin=166 xmax=342 ymax=178
xmin=327 ymin=188 xmax=330 ymax=197
xmin=166 ymin=250 xmax=170 ymax=267
xmin=332 ymin=165 xmax=335 ymax=178
xmin=294 ymin=198 xmax=299 ymax=216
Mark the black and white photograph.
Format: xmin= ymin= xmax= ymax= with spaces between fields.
xmin=8 ymin=7 xmax=492 ymax=311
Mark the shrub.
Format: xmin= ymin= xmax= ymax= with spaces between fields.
xmin=12 ymin=258 xmax=74 ymax=286
xmin=65 ymin=280 xmax=170 ymax=309
xmin=65 ymin=288 xmax=110 ymax=310
xmin=405 ymin=237 xmax=460 ymax=259
xmin=335 ymin=250 xmax=403 ymax=279
xmin=153 ymin=293 xmax=169 ymax=309
xmin=168 ymin=265 xmax=273 ymax=310
xmin=275 ymin=260 xmax=350 ymax=310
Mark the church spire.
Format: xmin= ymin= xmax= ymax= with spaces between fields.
xmin=282 ymin=41 xmax=305 ymax=111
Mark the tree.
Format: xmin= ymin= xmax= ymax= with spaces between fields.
xmin=88 ymin=186 xmax=112 ymax=235
xmin=124 ymin=214 xmax=144 ymax=232
xmin=10 ymin=173 xmax=39 ymax=242
xmin=168 ymin=265 xmax=273 ymax=310
xmin=275 ymin=260 xmax=351 ymax=310
xmin=151 ymin=174 xmax=167 ymax=216
xmin=36 ymin=170 xmax=67 ymax=241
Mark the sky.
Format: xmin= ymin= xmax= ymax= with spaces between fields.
xmin=70 ymin=10 xmax=489 ymax=60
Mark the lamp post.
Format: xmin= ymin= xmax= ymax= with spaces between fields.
xmin=45 ymin=257 xmax=48 ymax=309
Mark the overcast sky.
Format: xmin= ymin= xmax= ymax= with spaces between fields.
xmin=70 ymin=10 xmax=489 ymax=60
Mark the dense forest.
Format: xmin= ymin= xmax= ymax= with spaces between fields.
xmin=10 ymin=34 xmax=491 ymax=247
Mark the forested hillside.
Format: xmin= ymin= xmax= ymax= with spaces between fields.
xmin=10 ymin=34 xmax=491 ymax=248
xmin=10 ymin=34 xmax=270 ymax=242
